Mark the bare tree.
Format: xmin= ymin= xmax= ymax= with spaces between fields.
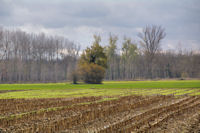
xmin=138 ymin=25 xmax=166 ymax=78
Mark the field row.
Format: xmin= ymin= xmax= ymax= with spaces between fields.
xmin=0 ymin=96 xmax=102 ymax=116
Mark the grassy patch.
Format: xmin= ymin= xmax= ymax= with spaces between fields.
xmin=0 ymin=80 xmax=199 ymax=98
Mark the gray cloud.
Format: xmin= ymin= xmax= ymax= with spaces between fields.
xmin=0 ymin=0 xmax=13 ymax=24
xmin=0 ymin=0 xmax=200 ymax=50
xmin=0 ymin=1 xmax=10 ymax=16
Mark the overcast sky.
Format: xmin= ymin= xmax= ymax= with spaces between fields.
xmin=0 ymin=0 xmax=200 ymax=51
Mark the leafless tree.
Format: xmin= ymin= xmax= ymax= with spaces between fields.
xmin=138 ymin=25 xmax=166 ymax=78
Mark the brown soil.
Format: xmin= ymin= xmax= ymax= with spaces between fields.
xmin=0 ymin=95 xmax=199 ymax=133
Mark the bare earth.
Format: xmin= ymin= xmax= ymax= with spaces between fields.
xmin=0 ymin=95 xmax=199 ymax=133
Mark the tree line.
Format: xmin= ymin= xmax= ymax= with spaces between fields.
xmin=0 ymin=27 xmax=80 ymax=83
xmin=105 ymin=26 xmax=200 ymax=80
xmin=0 ymin=25 xmax=199 ymax=83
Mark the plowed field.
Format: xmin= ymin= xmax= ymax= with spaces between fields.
xmin=0 ymin=95 xmax=199 ymax=133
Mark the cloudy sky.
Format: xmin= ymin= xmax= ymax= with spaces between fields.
xmin=0 ymin=0 xmax=200 ymax=51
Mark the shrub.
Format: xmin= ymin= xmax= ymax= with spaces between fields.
xmin=79 ymin=63 xmax=105 ymax=84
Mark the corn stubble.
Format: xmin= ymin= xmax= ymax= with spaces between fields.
xmin=0 ymin=95 xmax=199 ymax=133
